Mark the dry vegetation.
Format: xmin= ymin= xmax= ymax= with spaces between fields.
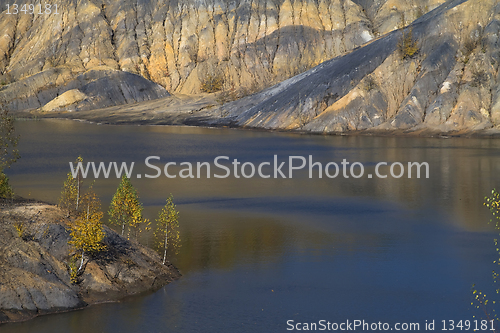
xmin=397 ymin=28 xmax=419 ymax=60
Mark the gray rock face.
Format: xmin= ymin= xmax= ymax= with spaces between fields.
xmin=207 ymin=0 xmax=500 ymax=135
xmin=0 ymin=201 xmax=180 ymax=323
xmin=0 ymin=69 xmax=169 ymax=112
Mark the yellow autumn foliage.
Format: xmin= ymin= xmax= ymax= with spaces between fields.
xmin=155 ymin=194 xmax=180 ymax=264
xmin=108 ymin=175 xmax=148 ymax=239
xmin=59 ymin=156 xmax=83 ymax=215
xmin=398 ymin=27 xmax=419 ymax=60
xmin=69 ymin=188 xmax=105 ymax=255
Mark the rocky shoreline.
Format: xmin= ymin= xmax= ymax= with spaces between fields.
xmin=20 ymin=103 xmax=500 ymax=139
xmin=0 ymin=198 xmax=181 ymax=324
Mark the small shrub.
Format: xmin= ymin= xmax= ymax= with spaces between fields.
xmin=124 ymin=259 xmax=135 ymax=268
xmin=471 ymin=69 xmax=488 ymax=88
xmin=14 ymin=222 xmax=25 ymax=238
xmin=216 ymin=89 xmax=236 ymax=104
xmin=298 ymin=110 xmax=310 ymax=128
xmin=0 ymin=171 xmax=13 ymax=198
xmin=200 ymin=73 xmax=224 ymax=93
xmin=362 ymin=77 xmax=378 ymax=92
xmin=398 ymin=28 xmax=419 ymax=60
xmin=13 ymin=221 xmax=34 ymax=241
xmin=463 ymin=38 xmax=477 ymax=56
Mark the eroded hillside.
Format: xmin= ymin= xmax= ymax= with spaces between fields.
xmin=1 ymin=0 xmax=499 ymax=135
xmin=216 ymin=0 xmax=500 ymax=135
xmin=0 ymin=0 xmax=444 ymax=112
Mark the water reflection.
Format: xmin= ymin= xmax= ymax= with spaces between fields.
xmin=8 ymin=121 xmax=500 ymax=263
xmin=2 ymin=120 xmax=500 ymax=332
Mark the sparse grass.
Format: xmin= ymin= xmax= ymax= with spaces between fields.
xmin=216 ymin=87 xmax=243 ymax=104
xmin=216 ymin=82 xmax=260 ymax=105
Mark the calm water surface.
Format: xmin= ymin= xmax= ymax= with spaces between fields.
xmin=2 ymin=119 xmax=500 ymax=332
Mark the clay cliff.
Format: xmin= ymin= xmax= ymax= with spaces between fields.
xmin=0 ymin=0 xmax=442 ymax=110
xmin=1 ymin=0 xmax=500 ymax=135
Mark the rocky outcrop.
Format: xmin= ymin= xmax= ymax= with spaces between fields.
xmin=0 ymin=200 xmax=180 ymax=323
xmin=0 ymin=68 xmax=169 ymax=112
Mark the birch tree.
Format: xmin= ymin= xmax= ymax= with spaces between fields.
xmin=59 ymin=156 xmax=84 ymax=215
xmin=155 ymin=195 xmax=180 ymax=265
xmin=69 ymin=187 xmax=105 ymax=274
xmin=108 ymin=175 xmax=145 ymax=238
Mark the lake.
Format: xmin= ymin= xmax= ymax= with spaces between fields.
xmin=2 ymin=119 xmax=500 ymax=332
